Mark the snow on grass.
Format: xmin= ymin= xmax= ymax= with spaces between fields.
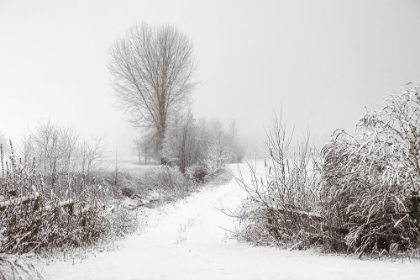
xmin=34 ymin=164 xmax=419 ymax=280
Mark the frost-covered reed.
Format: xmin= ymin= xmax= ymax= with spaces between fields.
xmin=229 ymin=83 xmax=420 ymax=257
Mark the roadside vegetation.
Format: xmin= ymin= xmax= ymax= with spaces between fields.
xmin=0 ymin=138 xmax=136 ymax=257
xmin=0 ymin=119 xmax=235 ymax=257
xmin=228 ymin=83 xmax=420 ymax=258
xmin=0 ymin=106 xmax=238 ymax=259
xmin=0 ymin=22 xmax=242 ymax=262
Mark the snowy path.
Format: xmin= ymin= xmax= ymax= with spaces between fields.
xmin=38 ymin=165 xmax=419 ymax=280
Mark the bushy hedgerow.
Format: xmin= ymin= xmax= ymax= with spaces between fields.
xmin=318 ymin=83 xmax=420 ymax=254
xmin=229 ymin=83 xmax=420 ymax=256
xmin=226 ymin=115 xmax=320 ymax=249
xmin=0 ymin=144 xmax=137 ymax=256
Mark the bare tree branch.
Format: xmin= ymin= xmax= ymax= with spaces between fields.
xmin=109 ymin=22 xmax=197 ymax=159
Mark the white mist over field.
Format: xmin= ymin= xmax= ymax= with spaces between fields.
xmin=1 ymin=1 xmax=420 ymax=156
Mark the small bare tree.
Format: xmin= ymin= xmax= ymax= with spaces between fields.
xmin=109 ymin=22 xmax=197 ymax=161
xmin=26 ymin=121 xmax=79 ymax=175
xmin=80 ymin=136 xmax=106 ymax=183
xmin=223 ymin=114 xmax=318 ymax=248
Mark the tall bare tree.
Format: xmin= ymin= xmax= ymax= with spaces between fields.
xmin=109 ymin=22 xmax=197 ymax=161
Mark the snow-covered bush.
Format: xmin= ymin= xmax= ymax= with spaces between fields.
xmin=228 ymin=115 xmax=320 ymax=248
xmin=0 ymin=143 xmax=137 ymax=255
xmin=155 ymin=165 xmax=187 ymax=190
xmin=229 ymin=84 xmax=420 ymax=256
xmin=318 ymin=83 xmax=420 ymax=254
xmin=203 ymin=139 xmax=231 ymax=179
xmin=210 ymin=168 xmax=233 ymax=186
xmin=0 ymin=254 xmax=45 ymax=280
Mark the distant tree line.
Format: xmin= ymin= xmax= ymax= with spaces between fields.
xmin=134 ymin=115 xmax=245 ymax=170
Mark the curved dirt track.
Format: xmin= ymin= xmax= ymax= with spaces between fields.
xmin=38 ymin=164 xmax=419 ymax=280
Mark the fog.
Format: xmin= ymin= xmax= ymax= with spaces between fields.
xmin=1 ymin=0 xmax=420 ymax=157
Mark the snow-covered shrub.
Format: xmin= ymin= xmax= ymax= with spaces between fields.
xmin=228 ymin=115 xmax=320 ymax=248
xmin=228 ymin=84 xmax=420 ymax=256
xmin=0 ymin=254 xmax=45 ymax=280
xmin=155 ymin=165 xmax=187 ymax=190
xmin=166 ymin=158 xmax=181 ymax=168
xmin=0 ymin=143 xmax=137 ymax=255
xmin=184 ymin=165 xmax=208 ymax=184
xmin=203 ymin=139 xmax=231 ymax=179
xmin=318 ymin=83 xmax=420 ymax=254
xmin=210 ymin=168 xmax=232 ymax=186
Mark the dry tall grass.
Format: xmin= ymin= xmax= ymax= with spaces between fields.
xmin=229 ymin=83 xmax=420 ymax=257
xmin=0 ymin=142 xmax=137 ymax=256
xmin=319 ymin=83 xmax=420 ymax=255
xmin=227 ymin=115 xmax=320 ymax=249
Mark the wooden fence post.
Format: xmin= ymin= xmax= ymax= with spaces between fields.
xmin=411 ymin=191 xmax=419 ymax=232
xmin=69 ymin=203 xmax=74 ymax=216
xmin=33 ymin=196 xmax=40 ymax=211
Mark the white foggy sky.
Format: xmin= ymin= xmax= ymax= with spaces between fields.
xmin=1 ymin=0 xmax=420 ymax=156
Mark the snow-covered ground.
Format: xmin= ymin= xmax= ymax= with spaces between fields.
xmin=36 ymin=164 xmax=419 ymax=280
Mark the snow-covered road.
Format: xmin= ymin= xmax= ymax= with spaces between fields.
xmin=38 ymin=164 xmax=419 ymax=280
